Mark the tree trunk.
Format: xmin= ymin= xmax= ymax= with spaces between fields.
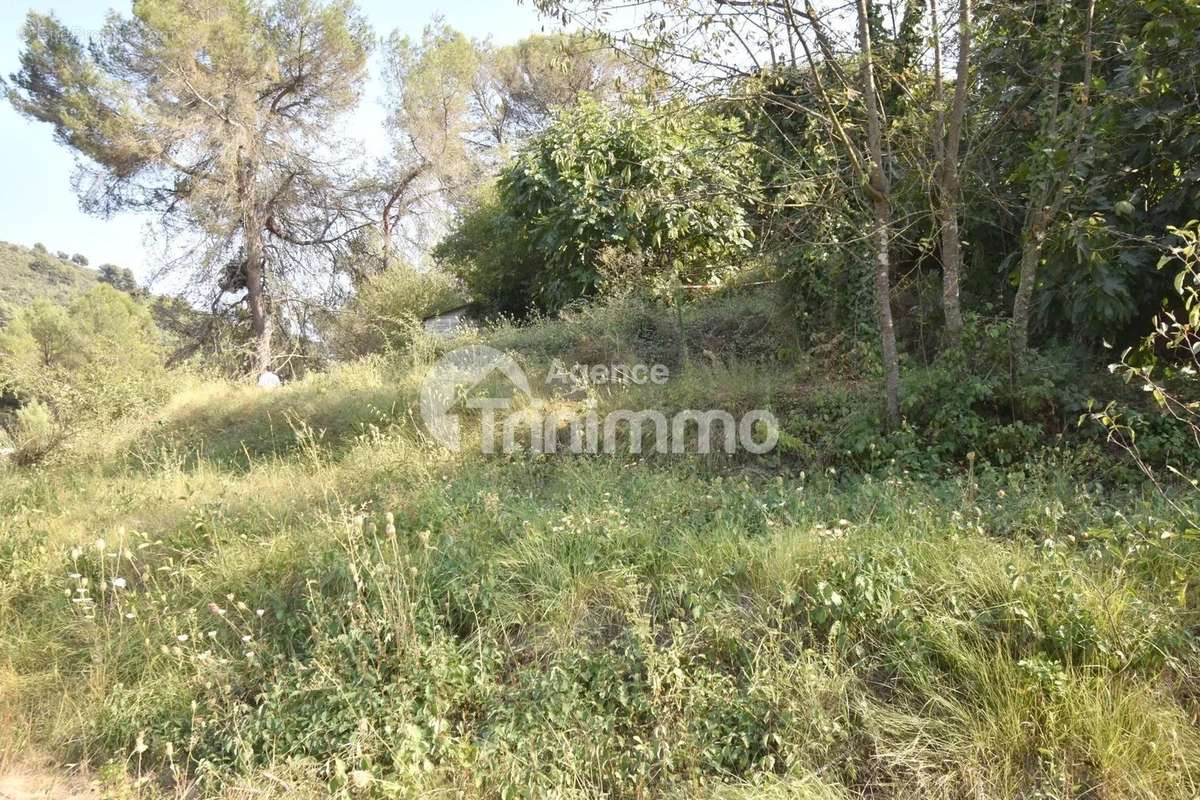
xmin=872 ymin=195 xmax=902 ymax=425
xmin=238 ymin=145 xmax=272 ymax=374
xmin=857 ymin=0 xmax=902 ymax=426
xmin=1011 ymin=0 xmax=1093 ymax=366
xmin=244 ymin=221 xmax=272 ymax=374
xmin=1010 ymin=55 xmax=1062 ymax=366
xmin=932 ymin=0 xmax=972 ymax=341
xmin=936 ymin=197 xmax=965 ymax=338
xmin=1011 ymin=204 xmax=1048 ymax=360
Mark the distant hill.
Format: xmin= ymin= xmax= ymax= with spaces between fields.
xmin=0 ymin=241 xmax=100 ymax=325
xmin=0 ymin=240 xmax=214 ymax=363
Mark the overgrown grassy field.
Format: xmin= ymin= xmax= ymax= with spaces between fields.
xmin=1 ymin=296 xmax=1198 ymax=799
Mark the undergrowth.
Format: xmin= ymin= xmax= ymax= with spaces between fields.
xmin=1 ymin=290 xmax=1197 ymax=799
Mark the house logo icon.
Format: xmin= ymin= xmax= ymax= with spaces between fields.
xmin=419 ymin=345 xmax=530 ymax=451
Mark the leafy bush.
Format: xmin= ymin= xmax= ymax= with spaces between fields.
xmin=1091 ymin=221 xmax=1200 ymax=508
xmin=431 ymin=183 xmax=533 ymax=316
xmin=0 ymin=284 xmax=167 ymax=434
xmin=732 ymin=70 xmax=895 ymax=340
xmin=895 ymin=316 xmax=1076 ymax=465
xmin=773 ymin=317 xmax=1092 ymax=471
xmin=8 ymin=399 xmax=61 ymax=464
xmin=329 ymin=260 xmax=467 ymax=358
xmin=437 ymin=99 xmax=761 ymax=315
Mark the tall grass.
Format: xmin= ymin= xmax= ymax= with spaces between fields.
xmin=0 ymin=295 xmax=1197 ymax=798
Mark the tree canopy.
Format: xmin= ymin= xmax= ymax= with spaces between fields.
xmin=5 ymin=0 xmax=374 ymax=371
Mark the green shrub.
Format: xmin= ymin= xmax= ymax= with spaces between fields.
xmin=433 ymin=182 xmax=538 ymax=317
xmin=0 ymin=285 xmax=167 ymax=429
xmin=771 ymin=317 xmax=1096 ymax=472
xmin=330 ymin=260 xmax=467 ymax=359
xmin=885 ymin=317 xmax=1087 ymax=466
xmin=437 ymin=99 xmax=761 ymax=315
xmin=8 ymin=399 xmax=60 ymax=464
xmin=1088 ymin=221 xmax=1200 ymax=498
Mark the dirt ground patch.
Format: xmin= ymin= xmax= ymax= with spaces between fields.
xmin=0 ymin=770 xmax=97 ymax=800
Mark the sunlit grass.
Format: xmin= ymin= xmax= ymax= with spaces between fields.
xmin=1 ymin=302 xmax=1198 ymax=797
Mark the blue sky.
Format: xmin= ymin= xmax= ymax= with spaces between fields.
xmin=0 ymin=0 xmax=547 ymax=283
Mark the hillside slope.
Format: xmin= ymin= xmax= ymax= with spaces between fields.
xmin=0 ymin=242 xmax=99 ymax=324
xmin=0 ymin=296 xmax=1198 ymax=799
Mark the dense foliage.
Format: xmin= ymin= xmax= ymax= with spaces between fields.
xmin=971 ymin=0 xmax=1200 ymax=341
xmin=329 ymin=259 xmax=468 ymax=358
xmin=0 ymin=284 xmax=166 ymax=458
xmin=437 ymin=100 xmax=760 ymax=314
